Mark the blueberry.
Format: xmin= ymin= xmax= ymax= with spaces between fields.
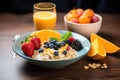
xmin=62 ymin=50 xmax=67 ymax=55
xmin=55 ymin=42 xmax=61 ymax=48
xmin=44 ymin=42 xmax=49 ymax=45
xmin=60 ymin=42 xmax=65 ymax=46
xmin=54 ymin=51 xmax=59 ymax=56
xmin=54 ymin=46 xmax=59 ymax=50
xmin=49 ymin=44 xmax=54 ymax=48
xmin=38 ymin=48 xmax=44 ymax=53
xmin=49 ymin=40 xmax=57 ymax=45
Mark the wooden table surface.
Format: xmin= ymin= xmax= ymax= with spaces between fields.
xmin=0 ymin=13 xmax=120 ymax=80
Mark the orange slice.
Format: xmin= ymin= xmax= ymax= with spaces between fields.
xmin=30 ymin=31 xmax=39 ymax=37
xmin=31 ymin=29 xmax=61 ymax=43
xmin=88 ymin=39 xmax=106 ymax=60
xmin=91 ymin=33 xmax=120 ymax=54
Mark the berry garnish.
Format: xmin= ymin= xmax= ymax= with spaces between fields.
xmin=62 ymin=50 xmax=67 ymax=55
xmin=44 ymin=42 xmax=49 ymax=45
xmin=54 ymin=46 xmax=59 ymax=50
xmin=60 ymin=42 xmax=66 ymax=46
xmin=49 ymin=44 xmax=54 ymax=49
xmin=55 ymin=42 xmax=61 ymax=48
xmin=71 ymin=39 xmax=83 ymax=51
xmin=54 ymin=51 xmax=59 ymax=56
xmin=68 ymin=37 xmax=75 ymax=42
xmin=49 ymin=40 xmax=57 ymax=45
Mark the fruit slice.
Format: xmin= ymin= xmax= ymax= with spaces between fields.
xmin=88 ymin=39 xmax=106 ymax=60
xmin=34 ymin=29 xmax=61 ymax=43
xmin=30 ymin=31 xmax=39 ymax=37
xmin=91 ymin=33 xmax=120 ymax=53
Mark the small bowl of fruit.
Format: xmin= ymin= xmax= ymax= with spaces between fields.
xmin=12 ymin=29 xmax=90 ymax=69
xmin=64 ymin=8 xmax=102 ymax=38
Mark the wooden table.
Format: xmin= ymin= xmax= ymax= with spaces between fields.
xmin=0 ymin=13 xmax=120 ymax=80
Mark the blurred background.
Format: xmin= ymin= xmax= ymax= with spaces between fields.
xmin=0 ymin=0 xmax=120 ymax=14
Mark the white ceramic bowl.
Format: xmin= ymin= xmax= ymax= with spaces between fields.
xmin=64 ymin=14 xmax=102 ymax=38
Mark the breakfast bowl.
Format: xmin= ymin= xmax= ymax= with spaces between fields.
xmin=64 ymin=14 xmax=102 ymax=38
xmin=12 ymin=30 xmax=90 ymax=69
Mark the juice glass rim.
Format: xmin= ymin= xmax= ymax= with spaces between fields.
xmin=34 ymin=2 xmax=56 ymax=10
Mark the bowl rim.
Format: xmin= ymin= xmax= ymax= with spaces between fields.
xmin=12 ymin=30 xmax=91 ymax=62
xmin=64 ymin=13 xmax=102 ymax=25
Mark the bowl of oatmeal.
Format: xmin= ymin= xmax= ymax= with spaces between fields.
xmin=12 ymin=30 xmax=90 ymax=68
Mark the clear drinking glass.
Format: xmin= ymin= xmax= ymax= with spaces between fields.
xmin=33 ymin=2 xmax=56 ymax=30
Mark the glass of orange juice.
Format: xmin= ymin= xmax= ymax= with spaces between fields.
xmin=33 ymin=2 xmax=56 ymax=30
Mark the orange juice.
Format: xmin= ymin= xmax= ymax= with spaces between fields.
xmin=33 ymin=11 xmax=56 ymax=30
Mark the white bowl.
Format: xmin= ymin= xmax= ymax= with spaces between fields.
xmin=64 ymin=14 xmax=102 ymax=38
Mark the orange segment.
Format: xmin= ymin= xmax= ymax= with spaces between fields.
xmin=91 ymin=33 xmax=120 ymax=53
xmin=88 ymin=39 xmax=106 ymax=60
xmin=31 ymin=29 xmax=61 ymax=43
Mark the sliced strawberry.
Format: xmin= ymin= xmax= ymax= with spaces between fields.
xmin=21 ymin=42 xmax=34 ymax=57
xmin=30 ymin=37 xmax=41 ymax=50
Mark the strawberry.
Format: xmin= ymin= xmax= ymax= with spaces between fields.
xmin=30 ymin=37 xmax=41 ymax=50
xmin=21 ymin=42 xmax=34 ymax=57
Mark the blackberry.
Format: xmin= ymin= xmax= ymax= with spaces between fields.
xmin=71 ymin=39 xmax=83 ymax=51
